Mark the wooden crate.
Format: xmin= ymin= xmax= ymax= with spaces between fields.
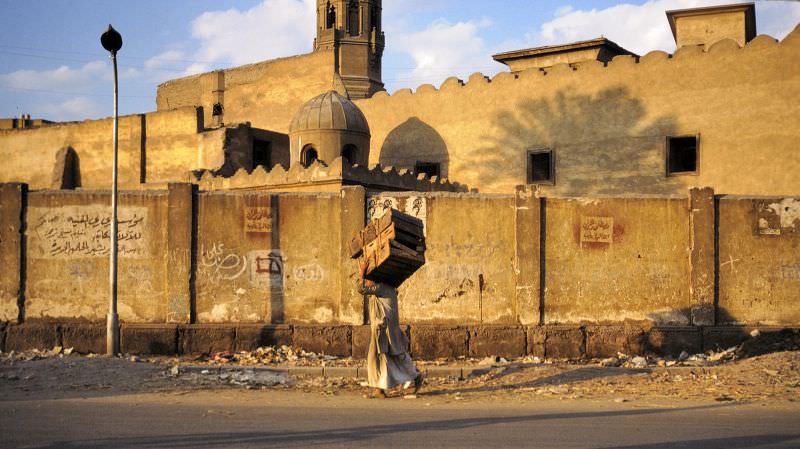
xmin=350 ymin=209 xmax=426 ymax=287
xmin=362 ymin=238 xmax=425 ymax=287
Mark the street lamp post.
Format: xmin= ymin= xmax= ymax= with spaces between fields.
xmin=101 ymin=25 xmax=123 ymax=356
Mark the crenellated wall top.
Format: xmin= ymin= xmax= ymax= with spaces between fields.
xmin=191 ymin=157 xmax=470 ymax=192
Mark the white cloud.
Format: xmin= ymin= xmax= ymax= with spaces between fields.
xmin=530 ymin=0 xmax=800 ymax=55
xmin=39 ymin=97 xmax=103 ymax=122
xmin=389 ymin=19 xmax=499 ymax=88
xmin=0 ymin=61 xmax=108 ymax=91
xmin=187 ymin=0 xmax=316 ymax=74
xmin=145 ymin=50 xmax=187 ymax=70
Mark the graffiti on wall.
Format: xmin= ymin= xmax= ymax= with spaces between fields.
xmin=756 ymin=199 xmax=800 ymax=236
xmin=366 ymin=195 xmax=428 ymax=233
xmin=244 ymin=206 xmax=272 ymax=234
xmin=29 ymin=206 xmax=148 ymax=259
xmin=249 ymin=250 xmax=285 ymax=291
xmin=580 ymin=216 xmax=614 ymax=246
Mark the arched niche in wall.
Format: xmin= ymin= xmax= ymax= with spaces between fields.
xmin=379 ymin=117 xmax=449 ymax=177
xmin=51 ymin=146 xmax=81 ymax=189
xmin=302 ymin=145 xmax=319 ymax=167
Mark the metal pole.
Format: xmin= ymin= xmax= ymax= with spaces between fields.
xmin=107 ymin=50 xmax=120 ymax=356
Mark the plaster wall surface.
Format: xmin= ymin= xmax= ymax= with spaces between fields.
xmin=356 ymin=30 xmax=800 ymax=196
xmin=544 ymin=197 xmax=691 ymax=324
xmin=157 ymin=51 xmax=336 ymax=134
xmin=502 ymin=48 xmax=603 ymax=72
xmin=366 ymin=192 xmax=518 ymax=325
xmin=718 ymin=196 xmax=800 ymax=325
xmin=23 ymin=190 xmax=169 ymax=322
xmin=675 ymin=11 xmax=748 ymax=47
xmin=195 ymin=191 xmax=342 ymax=324
xmin=0 ymin=107 xmax=205 ymax=189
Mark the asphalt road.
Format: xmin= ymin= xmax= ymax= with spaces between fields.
xmin=1 ymin=390 xmax=799 ymax=448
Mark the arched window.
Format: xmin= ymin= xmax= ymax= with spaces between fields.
xmin=348 ymin=1 xmax=360 ymax=36
xmin=302 ymin=145 xmax=319 ymax=167
xmin=326 ymin=3 xmax=336 ymax=29
xmin=341 ymin=144 xmax=358 ymax=164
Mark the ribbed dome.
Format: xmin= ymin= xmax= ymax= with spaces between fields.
xmin=289 ymin=91 xmax=370 ymax=135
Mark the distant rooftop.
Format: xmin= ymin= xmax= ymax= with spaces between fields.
xmin=492 ymin=38 xmax=638 ymax=72
xmin=493 ymin=37 xmax=637 ymax=65
xmin=666 ymin=2 xmax=756 ymax=44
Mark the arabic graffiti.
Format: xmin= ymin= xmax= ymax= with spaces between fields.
xmin=244 ymin=206 xmax=272 ymax=234
xmin=580 ymin=216 xmax=614 ymax=245
xmin=200 ymin=242 xmax=248 ymax=281
xmin=366 ymin=196 xmax=397 ymax=221
xmin=30 ymin=206 xmax=148 ymax=259
xmin=249 ymin=250 xmax=284 ymax=290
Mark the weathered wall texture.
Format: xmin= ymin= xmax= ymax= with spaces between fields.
xmin=157 ymin=51 xmax=337 ymax=135
xmin=544 ymin=197 xmax=691 ymax=324
xmin=718 ymin=196 xmax=800 ymax=325
xmin=356 ymin=29 xmax=800 ymax=196
xmin=195 ymin=191 xmax=344 ymax=324
xmin=1 ymin=184 xmax=798 ymax=330
xmin=24 ymin=190 xmax=170 ymax=322
xmin=0 ymin=108 xmax=207 ymax=190
xmin=366 ymin=192 xmax=518 ymax=325
xmin=0 ymin=183 xmax=24 ymax=321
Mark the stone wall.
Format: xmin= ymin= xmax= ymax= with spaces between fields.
xmin=0 ymin=107 xmax=207 ymax=190
xmin=156 ymin=51 xmax=337 ymax=134
xmin=1 ymin=183 xmax=799 ymax=355
xmin=355 ymin=28 xmax=800 ymax=196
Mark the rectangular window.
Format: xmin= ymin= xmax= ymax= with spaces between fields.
xmin=253 ymin=140 xmax=271 ymax=169
xmin=527 ymin=149 xmax=554 ymax=184
xmin=666 ymin=136 xmax=698 ymax=175
xmin=415 ymin=162 xmax=441 ymax=178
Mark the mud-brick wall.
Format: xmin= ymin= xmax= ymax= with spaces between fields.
xmin=365 ymin=192 xmax=523 ymax=325
xmin=22 ymin=190 xmax=172 ymax=322
xmin=195 ymin=189 xmax=361 ymax=324
xmin=544 ymin=197 xmax=691 ymax=324
xmin=718 ymin=196 xmax=800 ymax=325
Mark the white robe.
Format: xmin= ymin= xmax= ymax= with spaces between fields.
xmin=359 ymin=282 xmax=419 ymax=390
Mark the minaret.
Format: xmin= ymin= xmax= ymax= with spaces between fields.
xmin=314 ymin=0 xmax=385 ymax=99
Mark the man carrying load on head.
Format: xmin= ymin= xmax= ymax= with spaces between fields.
xmin=358 ymin=261 xmax=423 ymax=398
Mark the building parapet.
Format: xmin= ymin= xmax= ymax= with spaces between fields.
xmin=190 ymin=157 xmax=470 ymax=192
xmin=361 ymin=25 xmax=798 ymax=102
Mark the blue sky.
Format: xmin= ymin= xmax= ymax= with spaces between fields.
xmin=1 ymin=0 xmax=798 ymax=122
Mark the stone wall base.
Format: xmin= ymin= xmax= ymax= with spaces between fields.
xmin=0 ymin=322 xmax=793 ymax=359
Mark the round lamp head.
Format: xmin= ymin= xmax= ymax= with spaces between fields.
xmin=101 ymin=24 xmax=123 ymax=53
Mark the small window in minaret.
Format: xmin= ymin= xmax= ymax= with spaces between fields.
xmin=348 ymin=1 xmax=359 ymax=36
xmin=302 ymin=145 xmax=319 ymax=167
xmin=327 ymin=3 xmax=336 ymax=29
xmin=527 ymin=149 xmax=554 ymax=184
xmin=666 ymin=135 xmax=698 ymax=175
xmin=370 ymin=7 xmax=378 ymax=32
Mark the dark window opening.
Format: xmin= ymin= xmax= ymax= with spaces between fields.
xmin=212 ymin=103 xmax=223 ymax=117
xmin=667 ymin=136 xmax=698 ymax=175
xmin=370 ymin=7 xmax=378 ymax=32
xmin=326 ymin=3 xmax=336 ymax=29
xmin=527 ymin=150 xmax=553 ymax=184
xmin=348 ymin=1 xmax=359 ymax=36
xmin=253 ymin=139 xmax=271 ymax=169
xmin=415 ymin=162 xmax=441 ymax=179
xmin=302 ymin=146 xmax=319 ymax=167
xmin=342 ymin=144 xmax=358 ymax=164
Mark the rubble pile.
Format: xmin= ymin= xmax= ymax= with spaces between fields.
xmin=0 ymin=346 xmax=75 ymax=362
xmin=204 ymin=345 xmax=347 ymax=367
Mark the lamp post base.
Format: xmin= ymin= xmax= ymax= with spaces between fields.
xmin=106 ymin=313 xmax=119 ymax=356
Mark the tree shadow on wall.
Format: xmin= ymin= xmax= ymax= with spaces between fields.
xmin=379 ymin=117 xmax=449 ymax=178
xmin=471 ymin=86 xmax=686 ymax=194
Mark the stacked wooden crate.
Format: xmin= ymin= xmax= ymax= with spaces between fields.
xmin=350 ymin=209 xmax=425 ymax=287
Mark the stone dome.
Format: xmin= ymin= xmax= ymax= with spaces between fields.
xmin=289 ymin=91 xmax=370 ymax=136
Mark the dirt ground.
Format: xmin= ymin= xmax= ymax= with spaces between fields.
xmin=1 ymin=348 xmax=798 ymax=404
